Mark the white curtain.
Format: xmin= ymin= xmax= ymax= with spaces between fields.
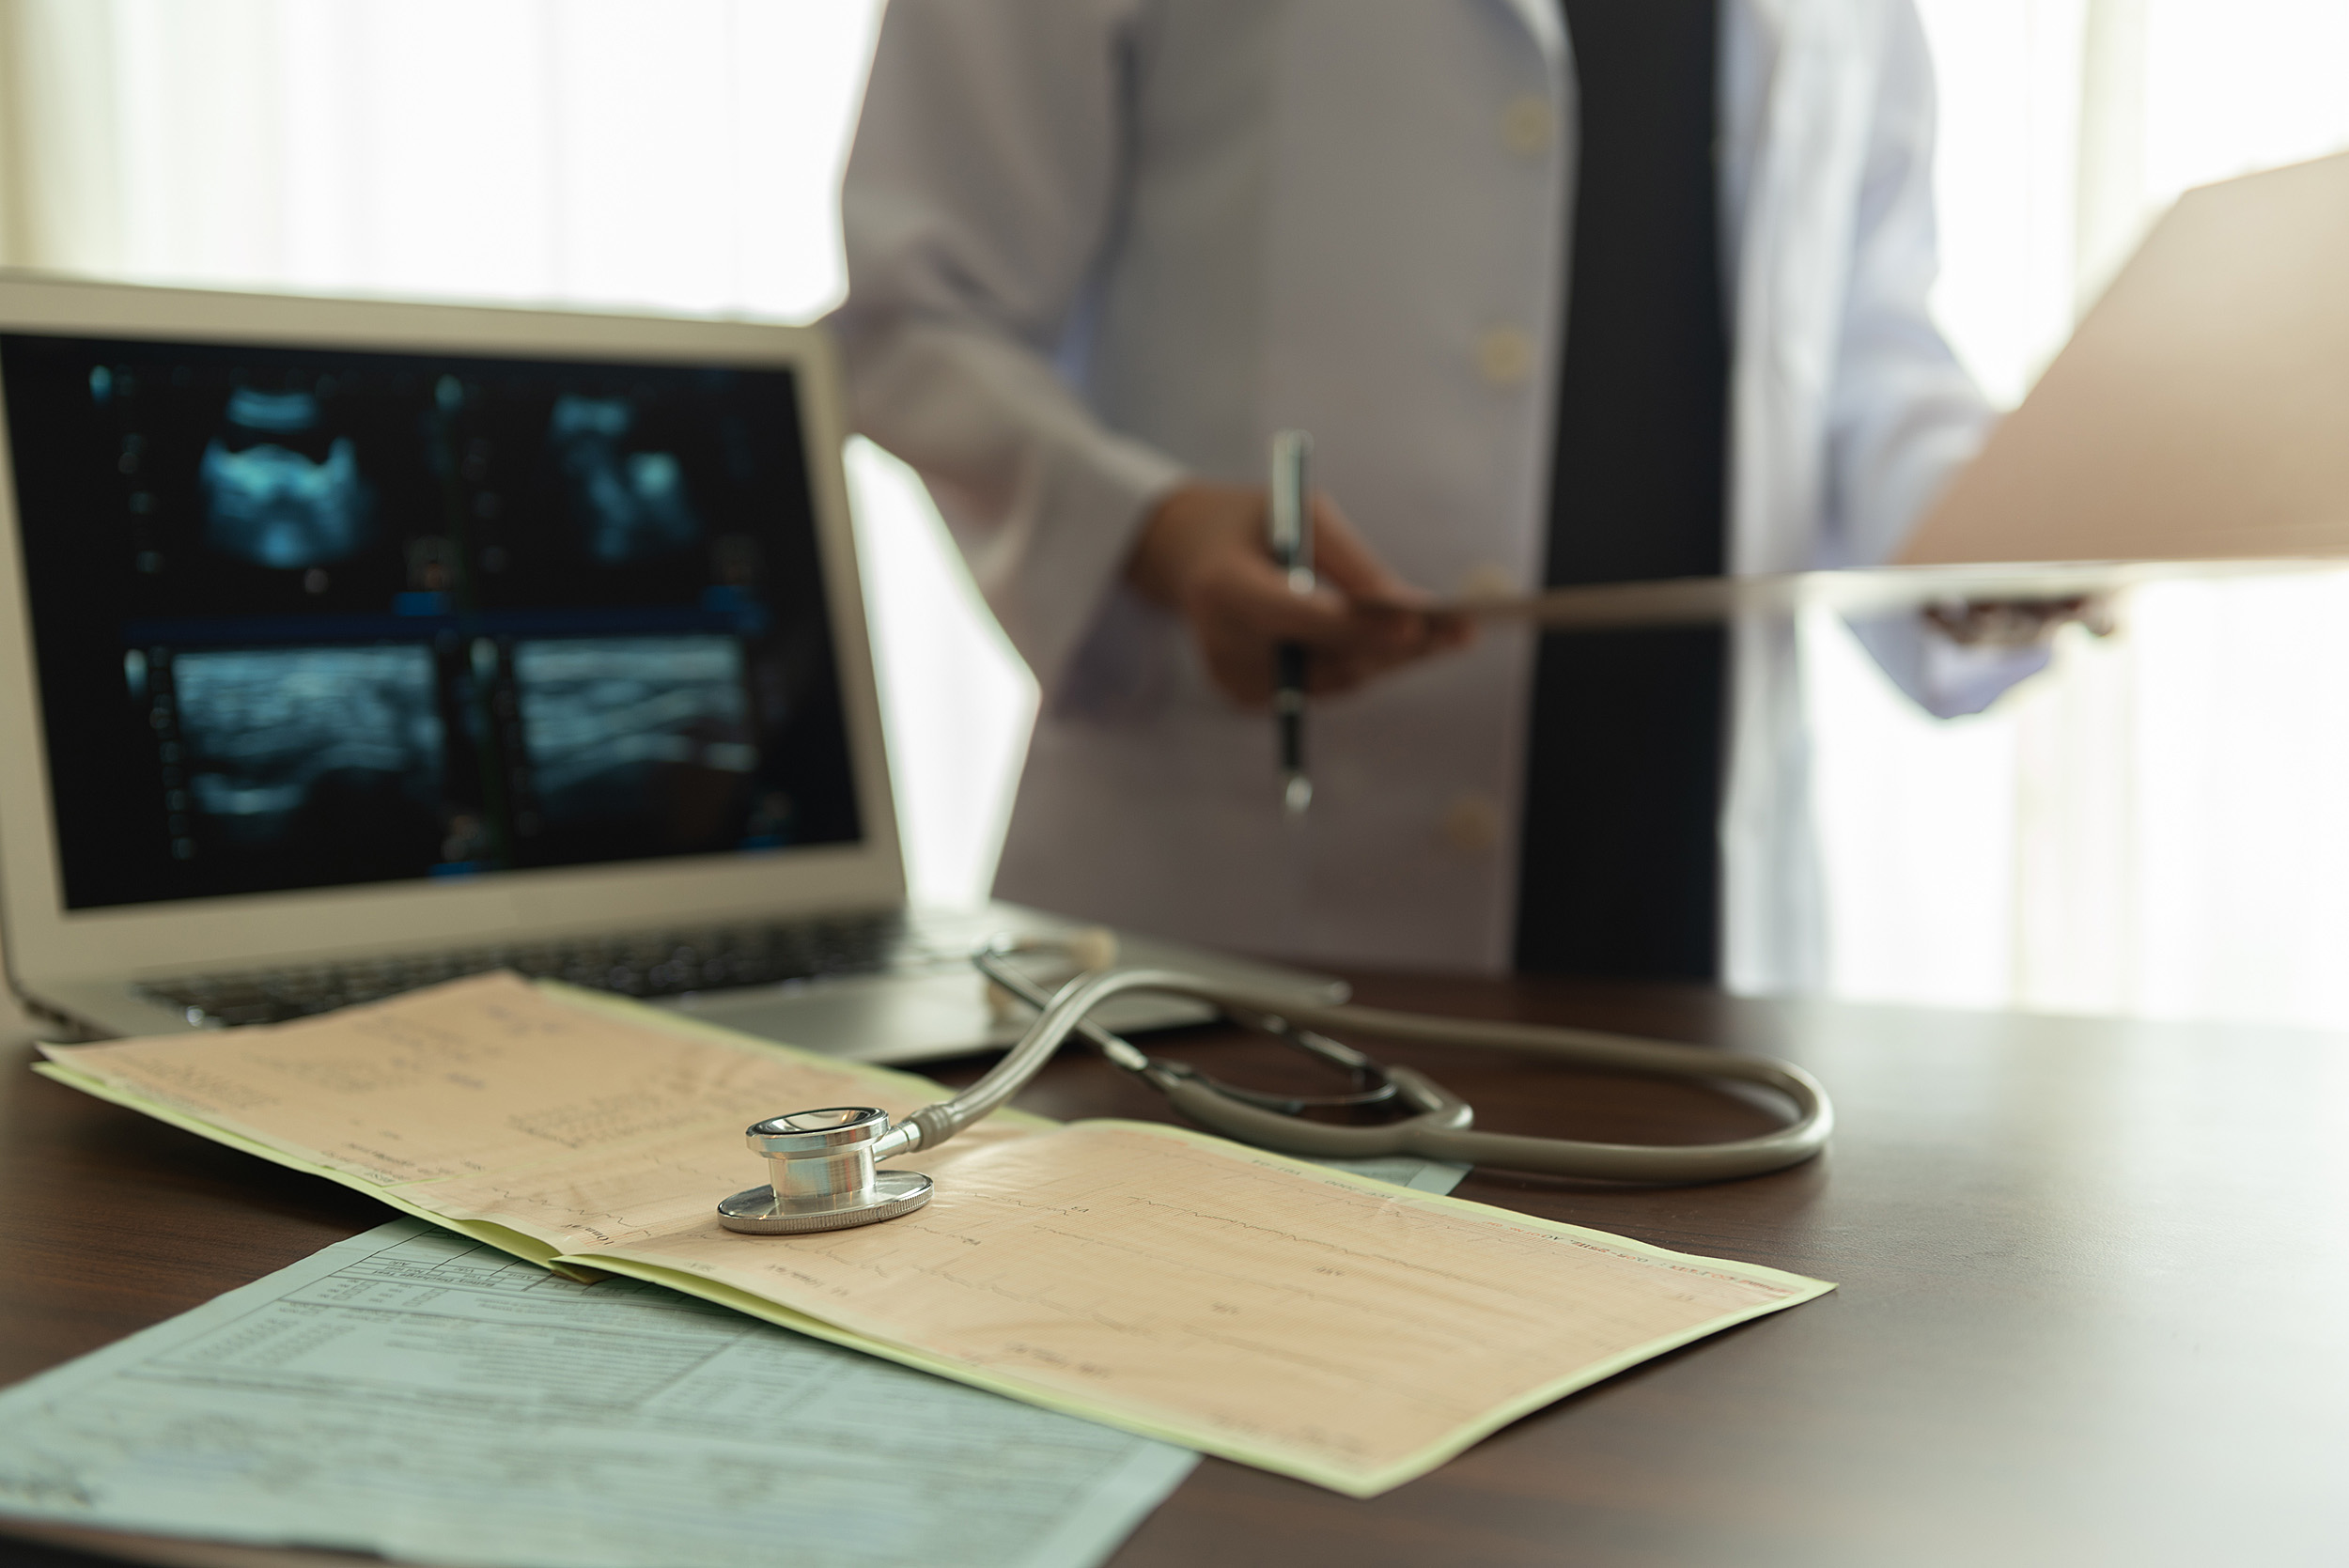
xmin=0 ymin=0 xmax=1036 ymax=909
xmin=7 ymin=0 xmax=2349 ymax=1025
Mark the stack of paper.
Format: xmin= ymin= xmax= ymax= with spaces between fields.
xmin=39 ymin=973 xmax=1830 ymax=1496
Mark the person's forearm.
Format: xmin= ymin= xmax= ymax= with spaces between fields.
xmin=836 ymin=315 xmax=1187 ymax=694
xmin=832 ymin=0 xmax=1191 ymax=696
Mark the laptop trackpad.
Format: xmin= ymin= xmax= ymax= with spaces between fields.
xmin=666 ymin=971 xmax=1214 ymax=1067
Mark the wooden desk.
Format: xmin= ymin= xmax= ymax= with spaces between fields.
xmin=4 ymin=975 xmax=2345 ymax=1567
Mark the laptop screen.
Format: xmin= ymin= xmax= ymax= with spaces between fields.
xmin=2 ymin=330 xmax=863 ymax=911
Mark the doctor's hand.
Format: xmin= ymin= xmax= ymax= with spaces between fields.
xmin=1923 ymin=596 xmax=2118 ymax=647
xmin=1125 ymin=480 xmax=1472 ymax=706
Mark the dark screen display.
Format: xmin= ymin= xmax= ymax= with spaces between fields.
xmin=2 ymin=331 xmax=863 ymax=909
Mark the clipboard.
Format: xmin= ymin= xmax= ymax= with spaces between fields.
xmin=1432 ymin=151 xmax=2349 ymax=630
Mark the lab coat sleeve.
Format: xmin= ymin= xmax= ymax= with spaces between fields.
xmin=1828 ymin=1 xmax=2053 ymax=718
xmin=827 ymin=0 xmax=1188 ymax=702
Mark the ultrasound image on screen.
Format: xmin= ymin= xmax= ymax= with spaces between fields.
xmin=199 ymin=388 xmax=375 ymax=569
xmin=176 ymin=646 xmax=443 ymax=843
xmin=200 ymin=437 xmax=371 ymax=568
xmin=514 ymin=636 xmax=754 ymax=845
xmin=1 ymin=329 xmax=866 ymax=909
xmin=548 ymin=395 xmax=700 ymax=564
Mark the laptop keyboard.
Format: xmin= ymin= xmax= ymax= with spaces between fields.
xmin=140 ymin=910 xmax=925 ymax=1028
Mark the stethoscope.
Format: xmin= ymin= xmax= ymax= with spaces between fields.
xmin=714 ymin=933 xmax=1834 ymax=1234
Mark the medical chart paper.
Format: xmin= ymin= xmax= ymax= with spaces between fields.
xmin=1310 ymin=1153 xmax=1470 ymax=1194
xmin=37 ymin=972 xmax=1834 ymax=1497
xmin=0 ymin=1218 xmax=1196 ymax=1568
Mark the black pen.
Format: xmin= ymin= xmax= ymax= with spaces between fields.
xmin=1268 ymin=429 xmax=1314 ymax=816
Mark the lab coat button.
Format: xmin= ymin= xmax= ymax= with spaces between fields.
xmin=1439 ymin=792 xmax=1501 ymax=855
xmin=1474 ymin=328 xmax=1533 ymax=387
xmin=1501 ymin=95 xmax=1553 ymax=156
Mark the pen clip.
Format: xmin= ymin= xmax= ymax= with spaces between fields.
xmin=1268 ymin=428 xmax=1313 ymax=591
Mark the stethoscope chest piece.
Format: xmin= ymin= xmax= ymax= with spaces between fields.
xmin=716 ymin=1106 xmax=932 ymax=1234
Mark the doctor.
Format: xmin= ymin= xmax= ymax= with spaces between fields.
xmin=831 ymin=0 xmax=2044 ymax=987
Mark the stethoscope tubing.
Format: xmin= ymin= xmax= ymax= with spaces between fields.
xmin=909 ymin=960 xmax=1831 ymax=1185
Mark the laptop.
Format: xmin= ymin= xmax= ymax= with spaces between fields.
xmin=0 ymin=272 xmax=1326 ymax=1055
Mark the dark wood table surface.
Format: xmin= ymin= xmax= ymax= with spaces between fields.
xmin=4 ymin=973 xmax=2346 ymax=1567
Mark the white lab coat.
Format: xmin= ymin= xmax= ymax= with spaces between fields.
xmin=832 ymin=0 xmax=2033 ymax=987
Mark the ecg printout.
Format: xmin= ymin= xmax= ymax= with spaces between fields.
xmin=0 ymin=1219 xmax=1195 ymax=1568
xmin=39 ymin=973 xmax=1833 ymax=1495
